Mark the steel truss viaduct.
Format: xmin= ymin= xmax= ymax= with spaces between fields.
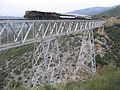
xmin=0 ymin=20 xmax=105 ymax=88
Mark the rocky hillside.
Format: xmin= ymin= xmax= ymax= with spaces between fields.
xmin=0 ymin=45 xmax=33 ymax=89
xmin=99 ymin=5 xmax=120 ymax=17
xmin=93 ymin=5 xmax=120 ymax=19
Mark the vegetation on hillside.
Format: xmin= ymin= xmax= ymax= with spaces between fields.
xmin=93 ymin=5 xmax=120 ymax=19
xmin=0 ymin=44 xmax=33 ymax=89
xmin=96 ymin=24 xmax=120 ymax=67
xmin=9 ymin=64 xmax=120 ymax=90
xmin=99 ymin=5 xmax=120 ymax=17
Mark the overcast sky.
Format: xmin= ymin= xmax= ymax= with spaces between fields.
xmin=0 ymin=0 xmax=120 ymax=16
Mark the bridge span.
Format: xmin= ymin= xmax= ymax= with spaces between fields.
xmin=0 ymin=20 xmax=105 ymax=88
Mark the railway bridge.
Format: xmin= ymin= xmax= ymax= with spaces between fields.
xmin=0 ymin=20 xmax=105 ymax=88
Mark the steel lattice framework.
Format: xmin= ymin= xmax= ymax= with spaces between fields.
xmin=0 ymin=20 xmax=105 ymax=87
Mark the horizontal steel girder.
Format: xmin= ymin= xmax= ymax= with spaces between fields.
xmin=0 ymin=20 xmax=105 ymax=51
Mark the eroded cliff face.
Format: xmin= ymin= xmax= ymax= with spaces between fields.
xmin=0 ymin=27 xmax=111 ymax=89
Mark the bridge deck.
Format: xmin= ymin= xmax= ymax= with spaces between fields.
xmin=0 ymin=20 xmax=105 ymax=51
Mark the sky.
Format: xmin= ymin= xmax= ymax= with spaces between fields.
xmin=0 ymin=0 xmax=120 ymax=16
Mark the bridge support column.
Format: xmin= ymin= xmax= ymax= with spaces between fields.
xmin=75 ymin=29 xmax=96 ymax=80
xmin=31 ymin=29 xmax=96 ymax=88
xmin=32 ymin=38 xmax=63 ymax=87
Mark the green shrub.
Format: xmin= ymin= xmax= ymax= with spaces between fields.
xmin=84 ymin=64 xmax=120 ymax=90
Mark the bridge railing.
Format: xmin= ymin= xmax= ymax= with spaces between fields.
xmin=0 ymin=20 xmax=105 ymax=51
